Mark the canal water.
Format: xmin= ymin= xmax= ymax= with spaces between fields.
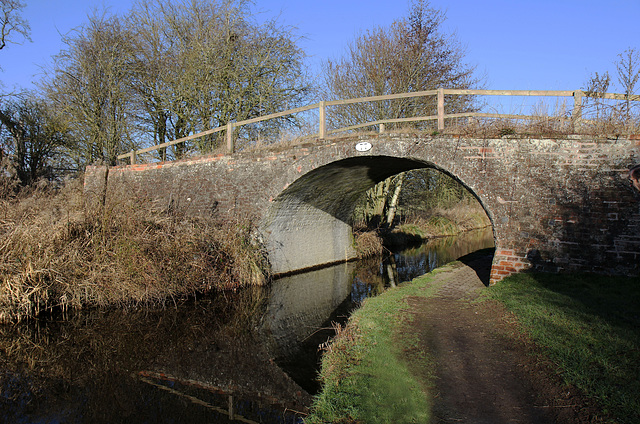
xmin=0 ymin=228 xmax=493 ymax=423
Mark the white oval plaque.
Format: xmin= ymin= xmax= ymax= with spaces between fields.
xmin=355 ymin=141 xmax=372 ymax=152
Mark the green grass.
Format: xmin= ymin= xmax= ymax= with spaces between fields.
xmin=305 ymin=266 xmax=454 ymax=423
xmin=395 ymin=223 xmax=426 ymax=238
xmin=485 ymin=272 xmax=640 ymax=424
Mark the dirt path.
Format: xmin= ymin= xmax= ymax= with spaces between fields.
xmin=405 ymin=253 xmax=602 ymax=424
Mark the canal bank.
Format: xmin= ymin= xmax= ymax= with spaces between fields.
xmin=306 ymin=250 xmax=607 ymax=424
xmin=0 ymin=229 xmax=492 ymax=423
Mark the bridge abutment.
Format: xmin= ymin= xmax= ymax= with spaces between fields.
xmin=263 ymin=199 xmax=357 ymax=274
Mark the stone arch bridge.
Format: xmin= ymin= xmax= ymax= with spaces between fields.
xmin=84 ymin=134 xmax=640 ymax=283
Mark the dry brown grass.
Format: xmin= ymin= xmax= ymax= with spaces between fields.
xmin=352 ymin=230 xmax=384 ymax=258
xmin=0 ymin=178 xmax=269 ymax=323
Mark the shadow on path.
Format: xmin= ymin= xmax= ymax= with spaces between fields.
xmin=458 ymin=248 xmax=494 ymax=287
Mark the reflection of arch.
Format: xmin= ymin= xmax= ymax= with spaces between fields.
xmin=260 ymin=155 xmax=495 ymax=275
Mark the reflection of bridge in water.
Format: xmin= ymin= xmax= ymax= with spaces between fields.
xmin=260 ymin=228 xmax=491 ymax=393
xmin=85 ymin=89 xmax=640 ymax=283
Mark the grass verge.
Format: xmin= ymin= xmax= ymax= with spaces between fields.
xmin=305 ymin=265 xmax=454 ymax=423
xmin=484 ymin=272 xmax=640 ymax=424
xmin=385 ymin=201 xmax=491 ymax=249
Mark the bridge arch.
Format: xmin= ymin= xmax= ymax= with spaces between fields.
xmin=261 ymin=155 xmax=495 ymax=275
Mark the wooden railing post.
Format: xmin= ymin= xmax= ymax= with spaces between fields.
xmin=572 ymin=90 xmax=584 ymax=130
xmin=226 ymin=122 xmax=234 ymax=154
xmin=379 ymin=123 xmax=385 ymax=134
xmin=318 ymin=101 xmax=326 ymax=139
xmin=437 ymin=87 xmax=445 ymax=131
xmin=130 ymin=149 xmax=136 ymax=165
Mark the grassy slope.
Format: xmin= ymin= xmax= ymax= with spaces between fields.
xmin=485 ymin=272 xmax=640 ymax=424
xmin=305 ymin=265 xmax=456 ymax=424
xmin=390 ymin=202 xmax=491 ymax=242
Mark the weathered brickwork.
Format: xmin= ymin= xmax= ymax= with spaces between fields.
xmin=84 ymin=134 xmax=640 ymax=283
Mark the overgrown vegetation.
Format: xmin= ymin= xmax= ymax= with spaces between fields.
xmin=352 ymin=230 xmax=384 ymax=258
xmin=356 ymin=169 xmax=482 ymax=228
xmin=399 ymin=200 xmax=490 ymax=234
xmin=485 ymin=272 xmax=640 ymax=424
xmin=380 ymin=201 xmax=490 ymax=249
xmin=305 ymin=265 xmax=448 ymax=424
xmin=0 ymin=178 xmax=268 ymax=323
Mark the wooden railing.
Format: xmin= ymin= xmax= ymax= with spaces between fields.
xmin=117 ymin=88 xmax=640 ymax=164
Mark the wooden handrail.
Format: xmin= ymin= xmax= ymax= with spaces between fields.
xmin=443 ymin=89 xmax=576 ymax=97
xmin=324 ymin=89 xmax=439 ymax=106
xmin=117 ymin=88 xmax=639 ymax=164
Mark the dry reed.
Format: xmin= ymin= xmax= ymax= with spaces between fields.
xmin=398 ymin=199 xmax=491 ymax=239
xmin=0 ymin=178 xmax=269 ymax=323
xmin=352 ymin=230 xmax=384 ymax=258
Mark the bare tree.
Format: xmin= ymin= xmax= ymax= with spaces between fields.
xmin=327 ymin=0 xmax=481 ymax=228
xmin=126 ymin=0 xmax=310 ymax=155
xmin=125 ymin=0 xmax=175 ymax=157
xmin=42 ymin=0 xmax=311 ymax=164
xmin=582 ymin=47 xmax=640 ymax=128
xmin=43 ymin=12 xmax=137 ymax=166
xmin=0 ymin=93 xmax=68 ymax=185
xmin=323 ymin=0 xmax=480 ymax=129
xmin=583 ymin=71 xmax=611 ymax=120
xmin=0 ymin=0 xmax=30 ymax=51
xmin=615 ymin=47 xmax=640 ymax=122
xmin=356 ymin=168 xmax=472 ymax=228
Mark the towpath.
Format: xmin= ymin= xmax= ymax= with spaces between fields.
xmin=404 ymin=253 xmax=602 ymax=424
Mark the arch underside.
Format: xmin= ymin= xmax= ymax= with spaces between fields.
xmin=261 ymin=156 xmax=490 ymax=275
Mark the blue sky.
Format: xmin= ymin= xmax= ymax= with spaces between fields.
xmin=1 ymin=0 xmax=638 ymax=94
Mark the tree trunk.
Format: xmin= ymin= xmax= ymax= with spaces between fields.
xmin=385 ymin=173 xmax=404 ymax=226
